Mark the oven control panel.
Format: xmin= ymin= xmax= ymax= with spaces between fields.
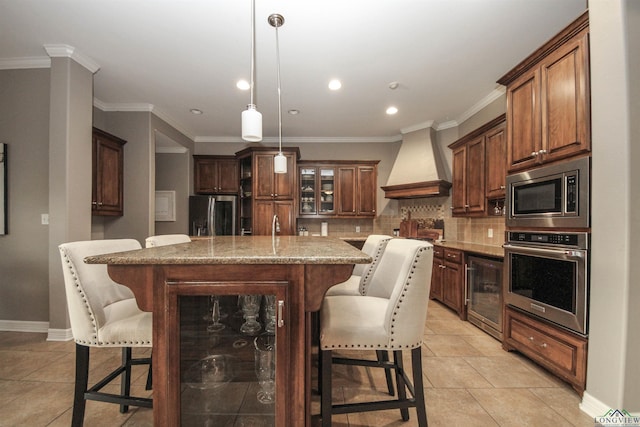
xmin=507 ymin=231 xmax=588 ymax=249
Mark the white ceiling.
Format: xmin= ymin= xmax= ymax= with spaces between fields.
xmin=0 ymin=0 xmax=586 ymax=144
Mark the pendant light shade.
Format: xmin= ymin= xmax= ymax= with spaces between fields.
xmin=270 ymin=13 xmax=287 ymax=174
xmin=242 ymin=105 xmax=262 ymax=142
xmin=274 ymin=152 xmax=287 ymax=174
xmin=242 ymin=0 xmax=262 ymax=142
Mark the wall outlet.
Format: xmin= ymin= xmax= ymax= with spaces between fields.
xmin=41 ymin=213 xmax=49 ymax=225
xmin=487 ymin=228 xmax=493 ymax=238
xmin=355 ymin=226 xmax=361 ymax=233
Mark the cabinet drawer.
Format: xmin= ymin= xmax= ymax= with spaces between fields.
xmin=509 ymin=317 xmax=576 ymax=373
xmin=443 ymin=249 xmax=462 ymax=264
xmin=433 ymin=246 xmax=444 ymax=259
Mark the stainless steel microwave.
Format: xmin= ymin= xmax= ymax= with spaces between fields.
xmin=506 ymin=156 xmax=590 ymax=229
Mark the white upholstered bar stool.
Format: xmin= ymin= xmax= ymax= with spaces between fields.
xmin=145 ymin=233 xmax=191 ymax=248
xmin=59 ymin=239 xmax=152 ymax=427
xmin=325 ymin=234 xmax=392 ymax=297
xmin=319 ymin=238 xmax=433 ymax=427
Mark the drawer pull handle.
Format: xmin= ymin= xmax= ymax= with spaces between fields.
xmin=528 ymin=336 xmax=548 ymax=349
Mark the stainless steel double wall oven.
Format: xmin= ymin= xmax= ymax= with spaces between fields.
xmin=504 ymin=156 xmax=591 ymax=336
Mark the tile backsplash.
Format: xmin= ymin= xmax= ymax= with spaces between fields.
xmin=297 ymin=197 xmax=505 ymax=246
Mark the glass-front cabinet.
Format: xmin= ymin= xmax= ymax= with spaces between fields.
xmin=239 ymin=157 xmax=253 ymax=235
xmin=299 ymin=164 xmax=335 ymax=216
xmin=178 ymin=283 xmax=287 ymax=425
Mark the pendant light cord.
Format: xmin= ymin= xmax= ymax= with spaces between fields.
xmin=250 ymin=0 xmax=256 ymax=107
xmin=275 ymin=22 xmax=282 ymax=152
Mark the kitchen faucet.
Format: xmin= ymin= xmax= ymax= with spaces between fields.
xmin=272 ymin=214 xmax=280 ymax=239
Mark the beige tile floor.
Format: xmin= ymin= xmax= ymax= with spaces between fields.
xmin=0 ymin=300 xmax=595 ymax=426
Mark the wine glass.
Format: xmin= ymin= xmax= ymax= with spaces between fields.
xmin=240 ymin=295 xmax=262 ymax=335
xmin=264 ymin=295 xmax=277 ymax=334
xmin=254 ymin=333 xmax=276 ymax=404
xmin=206 ymin=296 xmax=225 ymax=332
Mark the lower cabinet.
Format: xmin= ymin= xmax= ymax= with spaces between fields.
xmin=254 ymin=200 xmax=295 ymax=236
xmin=430 ymin=246 xmax=465 ymax=319
xmin=503 ymin=306 xmax=587 ymax=395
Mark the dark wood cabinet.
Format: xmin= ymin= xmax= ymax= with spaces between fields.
xmin=429 ymin=246 xmax=444 ymax=301
xmin=336 ymin=162 xmax=378 ymax=217
xmin=254 ymin=200 xmax=295 ymax=236
xmin=499 ymin=12 xmax=590 ymax=172
xmin=485 ymin=122 xmax=507 ymax=200
xmin=193 ymin=156 xmax=239 ymax=194
xmin=92 ymin=127 xmax=126 ymax=216
xmin=449 ymin=115 xmax=505 ymax=216
xmin=254 ymin=152 xmax=296 ymax=200
xmin=430 ymin=246 xmax=465 ymax=320
xmin=503 ymin=306 xmax=587 ymax=395
xmin=236 ymin=147 xmax=299 ymax=236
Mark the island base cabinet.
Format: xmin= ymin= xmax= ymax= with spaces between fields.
xmin=503 ymin=306 xmax=587 ymax=395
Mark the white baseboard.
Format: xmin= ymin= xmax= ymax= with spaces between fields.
xmin=0 ymin=319 xmax=49 ymax=333
xmin=47 ymin=328 xmax=73 ymax=341
xmin=581 ymin=392 xmax=611 ymax=418
xmin=0 ymin=320 xmax=73 ymax=341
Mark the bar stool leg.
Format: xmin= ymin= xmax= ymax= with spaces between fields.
xmin=320 ymin=349 xmax=333 ymax=427
xmin=412 ymin=346 xmax=428 ymax=427
xmin=73 ymin=344 xmax=90 ymax=427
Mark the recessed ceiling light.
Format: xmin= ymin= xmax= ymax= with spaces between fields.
xmin=328 ymin=79 xmax=342 ymax=91
xmin=190 ymin=108 xmax=203 ymax=115
xmin=386 ymin=106 xmax=398 ymax=115
xmin=288 ymin=109 xmax=300 ymax=115
xmin=236 ymin=79 xmax=250 ymax=90
xmin=388 ymin=81 xmax=400 ymax=90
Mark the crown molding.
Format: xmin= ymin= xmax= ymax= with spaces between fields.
xmin=0 ymin=56 xmax=51 ymax=70
xmin=455 ymin=86 xmax=506 ymax=124
xmin=43 ymin=44 xmax=100 ymax=73
xmin=400 ymin=120 xmax=435 ymax=135
xmin=156 ymin=146 xmax=188 ymax=154
xmin=195 ymin=135 xmax=402 ymax=144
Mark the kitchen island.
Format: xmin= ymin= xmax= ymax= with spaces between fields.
xmin=86 ymin=235 xmax=370 ymax=427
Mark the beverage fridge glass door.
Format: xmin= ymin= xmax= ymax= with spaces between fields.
xmin=466 ymin=255 xmax=503 ymax=340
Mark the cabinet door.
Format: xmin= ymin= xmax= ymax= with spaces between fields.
xmin=466 ymin=136 xmax=486 ymax=214
xmin=216 ymin=159 xmax=239 ymax=194
xmin=443 ymin=262 xmax=463 ymax=317
xmin=92 ymin=130 xmax=125 ymax=216
xmin=299 ymin=167 xmax=317 ymax=215
xmin=274 ymin=200 xmax=295 ymax=235
xmin=177 ymin=283 xmax=288 ymax=425
xmin=255 ymin=154 xmax=276 ymax=199
xmin=254 ymin=200 xmax=275 ymax=235
xmin=485 ymin=123 xmax=507 ymax=199
xmin=273 ymin=154 xmax=296 ymax=199
xmin=337 ymin=167 xmax=356 ymax=216
xmin=451 ymin=145 xmax=467 ymax=215
xmin=194 ymin=159 xmax=217 ymax=194
xmin=430 ymin=258 xmax=443 ymax=301
xmin=356 ymin=166 xmax=377 ymax=216
xmin=318 ymin=167 xmax=336 ymax=215
xmin=540 ymin=30 xmax=590 ymax=163
xmin=506 ymin=68 xmax=541 ymax=172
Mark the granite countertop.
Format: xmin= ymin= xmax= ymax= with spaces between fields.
xmin=433 ymin=240 xmax=504 ymax=258
xmin=85 ymin=235 xmax=371 ymax=265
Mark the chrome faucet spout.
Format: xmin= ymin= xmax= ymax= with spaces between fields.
xmin=272 ymin=214 xmax=280 ymax=238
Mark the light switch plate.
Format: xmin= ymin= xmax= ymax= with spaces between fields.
xmin=41 ymin=213 xmax=49 ymax=225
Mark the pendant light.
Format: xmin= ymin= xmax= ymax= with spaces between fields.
xmin=269 ymin=13 xmax=287 ymax=174
xmin=242 ymin=0 xmax=262 ymax=142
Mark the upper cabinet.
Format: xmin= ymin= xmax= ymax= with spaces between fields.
xmin=498 ymin=11 xmax=590 ymax=172
xmin=337 ymin=163 xmax=378 ymax=217
xmin=193 ymin=155 xmax=239 ymax=194
xmin=449 ymin=115 xmax=506 ymax=217
xmin=297 ymin=161 xmax=377 ymax=218
xmin=92 ymin=127 xmax=126 ymax=216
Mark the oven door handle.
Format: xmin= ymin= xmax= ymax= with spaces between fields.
xmin=503 ymin=243 xmax=585 ymax=260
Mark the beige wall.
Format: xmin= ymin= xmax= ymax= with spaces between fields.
xmin=0 ymin=68 xmax=51 ymax=324
xmin=155 ymin=151 xmax=190 ymax=235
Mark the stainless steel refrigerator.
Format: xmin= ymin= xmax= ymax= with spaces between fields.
xmin=188 ymin=195 xmax=237 ymax=236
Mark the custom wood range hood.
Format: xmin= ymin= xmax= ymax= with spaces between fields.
xmin=382 ymin=125 xmax=451 ymax=199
